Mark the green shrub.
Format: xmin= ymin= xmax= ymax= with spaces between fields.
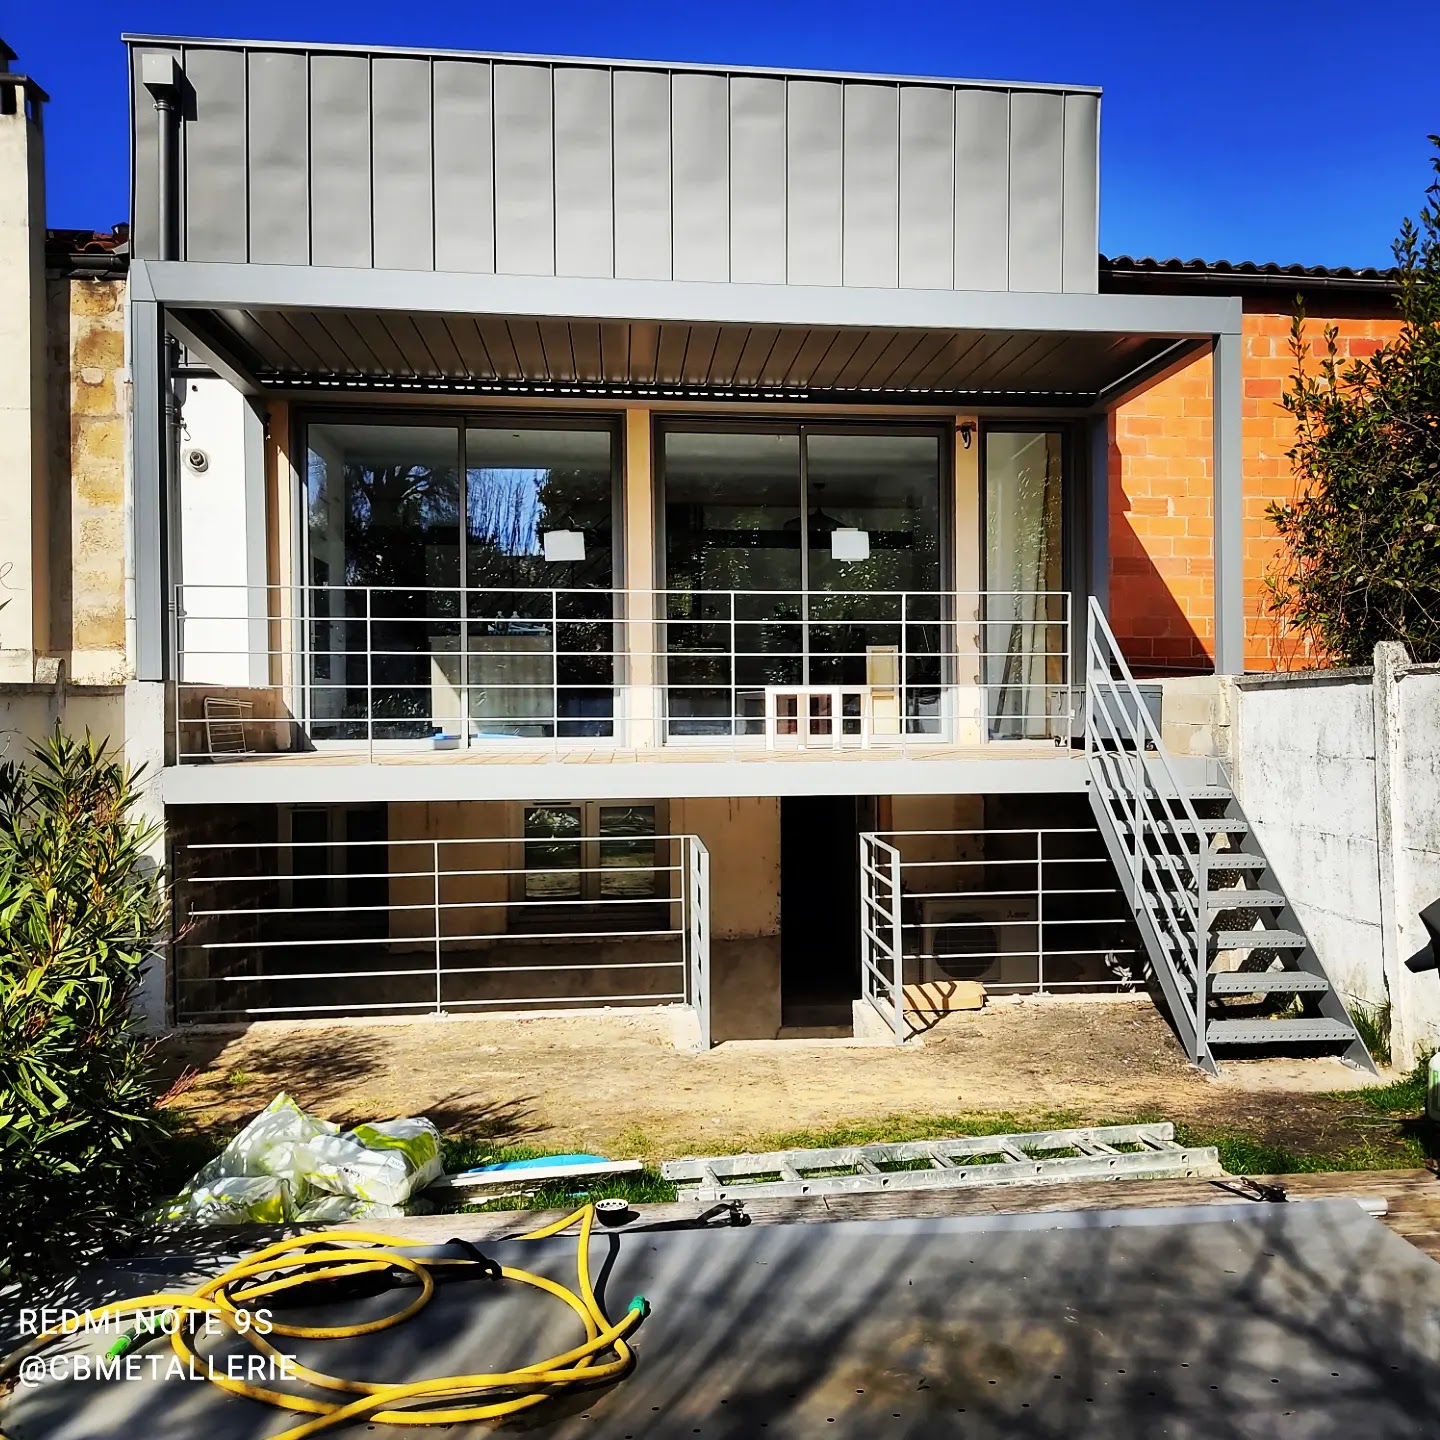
xmin=0 ymin=730 xmax=168 ymax=1281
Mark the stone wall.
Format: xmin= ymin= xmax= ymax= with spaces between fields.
xmin=45 ymin=276 xmax=128 ymax=684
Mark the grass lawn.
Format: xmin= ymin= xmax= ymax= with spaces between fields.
xmin=420 ymin=1061 xmax=1438 ymax=1214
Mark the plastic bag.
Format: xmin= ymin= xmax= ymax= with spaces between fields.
xmin=149 ymin=1175 xmax=296 ymax=1226
xmin=304 ymin=1119 xmax=444 ymax=1205
xmin=152 ymin=1095 xmax=443 ymax=1228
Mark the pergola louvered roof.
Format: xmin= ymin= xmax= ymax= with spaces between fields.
xmin=181 ymin=305 xmax=1181 ymax=406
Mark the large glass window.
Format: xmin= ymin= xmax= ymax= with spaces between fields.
xmin=464 ymin=426 xmax=615 ymax=739
xmin=984 ymin=430 xmax=1067 ymax=740
xmin=305 ymin=418 xmax=616 ymax=744
xmin=307 ymin=423 xmax=461 ymax=741
xmin=659 ymin=425 xmax=945 ymax=737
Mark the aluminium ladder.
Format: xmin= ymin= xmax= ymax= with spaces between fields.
xmin=661 ymin=1123 xmax=1220 ymax=1202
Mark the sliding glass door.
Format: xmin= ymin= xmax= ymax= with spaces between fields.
xmin=305 ymin=416 xmax=618 ymax=743
xmin=659 ymin=423 xmax=945 ymax=738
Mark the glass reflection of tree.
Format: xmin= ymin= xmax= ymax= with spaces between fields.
xmin=314 ymin=458 xmax=461 ymax=735
xmin=466 ymin=463 xmax=614 ymax=735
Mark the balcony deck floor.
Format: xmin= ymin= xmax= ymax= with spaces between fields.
xmin=188 ymin=739 xmax=1076 ymax=768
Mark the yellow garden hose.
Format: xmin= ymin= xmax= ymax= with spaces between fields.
xmin=0 ymin=1202 xmax=646 ymax=1439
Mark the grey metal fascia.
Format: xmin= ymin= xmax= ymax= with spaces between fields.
xmin=157 ymin=752 xmax=1214 ymax=808
xmin=119 ymin=35 xmax=1101 ymax=95
xmin=133 ymin=260 xmax=1243 ymax=338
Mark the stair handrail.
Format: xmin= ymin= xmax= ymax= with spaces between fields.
xmin=1084 ymin=599 xmax=1211 ymax=1059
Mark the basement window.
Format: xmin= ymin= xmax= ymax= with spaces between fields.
xmin=513 ymin=802 xmax=666 ymax=934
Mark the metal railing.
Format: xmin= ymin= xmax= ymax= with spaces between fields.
xmin=860 ymin=826 xmax=1140 ymax=1043
xmin=1084 ymin=599 xmax=1211 ymax=1065
xmin=859 ymin=833 xmax=905 ymax=1042
xmin=172 ymin=584 xmax=1073 ymax=761
xmin=172 ymin=831 xmax=711 ymax=1032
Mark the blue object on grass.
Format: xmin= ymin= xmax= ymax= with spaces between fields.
xmin=464 ymin=1153 xmax=608 ymax=1174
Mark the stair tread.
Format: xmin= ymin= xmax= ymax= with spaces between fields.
xmin=1206 ymin=1018 xmax=1357 ymax=1044
xmin=1212 ymin=928 xmax=1306 ymax=949
xmin=1208 ymin=889 xmax=1286 ymax=908
xmin=1207 ymin=854 xmax=1268 ymax=870
xmin=1208 ymin=970 xmax=1330 ymax=994
xmin=1119 ymin=818 xmax=1248 ymax=836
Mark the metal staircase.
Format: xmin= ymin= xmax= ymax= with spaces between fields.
xmin=1083 ymin=599 xmax=1376 ymax=1076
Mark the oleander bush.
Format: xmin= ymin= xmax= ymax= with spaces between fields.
xmin=0 ymin=730 xmax=167 ymax=1282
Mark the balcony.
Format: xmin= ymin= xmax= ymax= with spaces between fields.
xmin=173 ymin=585 xmax=1074 ymax=769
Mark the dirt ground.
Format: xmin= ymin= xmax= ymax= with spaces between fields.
xmin=158 ymin=998 xmax=1397 ymax=1163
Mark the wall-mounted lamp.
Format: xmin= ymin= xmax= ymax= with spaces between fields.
xmin=959 ymin=422 xmax=976 ymax=451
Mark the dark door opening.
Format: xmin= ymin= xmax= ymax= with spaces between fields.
xmin=780 ymin=795 xmax=873 ymax=1028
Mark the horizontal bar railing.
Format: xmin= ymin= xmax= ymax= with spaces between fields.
xmin=1084 ymin=599 xmax=1210 ymax=1063
xmin=860 ymin=827 xmax=1141 ymax=997
xmin=172 ymin=831 xmax=709 ymax=1026
xmin=172 ymin=584 xmax=1073 ymax=761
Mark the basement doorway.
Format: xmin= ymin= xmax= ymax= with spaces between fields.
xmin=780 ymin=795 xmax=874 ymax=1030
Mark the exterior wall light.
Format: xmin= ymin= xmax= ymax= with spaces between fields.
xmin=542 ymin=530 xmax=586 ymax=562
xmin=831 ymin=529 xmax=870 ymax=562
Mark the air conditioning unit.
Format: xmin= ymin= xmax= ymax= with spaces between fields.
xmin=905 ymin=895 xmax=1039 ymax=989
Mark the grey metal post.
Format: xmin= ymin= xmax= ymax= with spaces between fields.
xmin=130 ymin=298 xmax=167 ymax=682
xmin=1212 ymin=331 xmax=1244 ymax=675
xmin=889 ymin=845 xmax=904 ymax=1043
xmin=433 ymin=839 xmax=443 ymax=1014
xmin=242 ymin=400 xmax=269 ymax=689
xmin=365 ymin=588 xmax=374 ymax=763
xmin=689 ymin=838 xmax=711 ymax=1050
xmin=1036 ymin=830 xmax=1046 ymax=994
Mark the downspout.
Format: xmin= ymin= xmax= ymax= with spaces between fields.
xmin=141 ymin=53 xmax=183 ymax=678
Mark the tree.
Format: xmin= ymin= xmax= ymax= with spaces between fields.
xmin=1266 ymin=136 xmax=1440 ymax=664
xmin=0 ymin=730 xmax=168 ymax=1281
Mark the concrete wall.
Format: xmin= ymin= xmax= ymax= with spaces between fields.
xmin=1230 ymin=651 xmax=1440 ymax=1067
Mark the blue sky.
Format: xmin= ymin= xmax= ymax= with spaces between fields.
xmin=9 ymin=0 xmax=1438 ymax=266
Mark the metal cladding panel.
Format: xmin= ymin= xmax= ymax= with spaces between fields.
xmin=953 ymin=88 xmax=1009 ymax=291
xmin=612 ymin=69 xmax=672 ymax=281
xmin=1062 ymin=92 xmax=1100 ymax=292
xmin=898 ymin=86 xmax=955 ymax=289
xmin=182 ymin=48 xmax=247 ymax=262
xmin=129 ymin=45 xmax=168 ymax=259
xmin=246 ymin=51 xmax=310 ymax=265
xmin=729 ymin=76 xmax=787 ymax=284
xmin=553 ymin=67 xmax=615 ymax=279
xmin=372 ymin=57 xmax=434 ymax=270
xmin=785 ymin=80 xmax=844 ymax=286
xmin=842 ymin=84 xmax=900 ymax=288
xmin=130 ymin=42 xmax=1102 ymax=292
xmin=432 ymin=60 xmax=495 ymax=274
xmin=308 ymin=54 xmax=373 ymax=268
xmin=493 ymin=63 xmax=556 ymax=277
xmin=670 ymin=71 xmax=731 ymax=281
xmin=1007 ymin=89 xmax=1066 ymax=292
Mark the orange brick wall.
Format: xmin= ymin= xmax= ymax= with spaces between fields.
xmin=1108 ymin=302 xmax=1403 ymax=672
